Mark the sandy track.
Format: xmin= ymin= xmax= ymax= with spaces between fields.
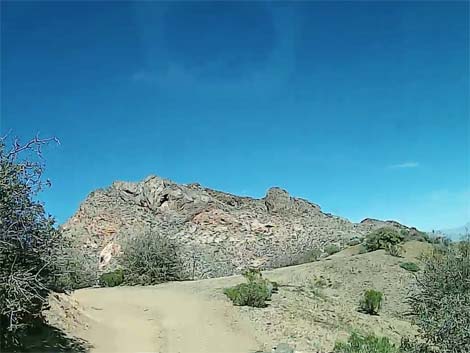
xmin=67 ymin=284 xmax=265 ymax=353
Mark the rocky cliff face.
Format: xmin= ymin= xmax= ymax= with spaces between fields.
xmin=62 ymin=175 xmax=410 ymax=279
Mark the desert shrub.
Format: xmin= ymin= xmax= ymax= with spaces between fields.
xmin=365 ymin=227 xmax=404 ymax=252
xmin=224 ymin=282 xmax=272 ymax=307
xmin=0 ymin=136 xmax=66 ymax=348
xmin=306 ymin=247 xmax=323 ymax=261
xmin=400 ymin=229 xmax=431 ymax=243
xmin=325 ymin=244 xmax=341 ymax=255
xmin=243 ymin=268 xmax=263 ymax=282
xmin=348 ymin=238 xmax=363 ymax=246
xmin=334 ymin=332 xmax=399 ymax=353
xmin=119 ymin=230 xmax=185 ymax=285
xmin=399 ymin=337 xmax=433 ymax=353
xmin=359 ymin=289 xmax=383 ymax=315
xmin=399 ymin=262 xmax=420 ymax=273
xmin=400 ymin=229 xmax=410 ymax=238
xmin=224 ymin=269 xmax=277 ymax=307
xmin=48 ymin=236 xmax=98 ymax=291
xmin=99 ymin=269 xmax=124 ymax=287
xmin=386 ymin=243 xmax=403 ymax=257
xmin=357 ymin=245 xmax=368 ymax=254
xmin=413 ymin=231 xmax=431 ymax=243
xmin=405 ymin=239 xmax=470 ymax=353
xmin=295 ymin=247 xmax=323 ymax=264
xmin=270 ymin=246 xmax=323 ymax=267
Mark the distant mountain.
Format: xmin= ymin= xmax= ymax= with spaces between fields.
xmin=438 ymin=222 xmax=470 ymax=240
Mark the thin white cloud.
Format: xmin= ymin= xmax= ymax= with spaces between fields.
xmin=388 ymin=162 xmax=419 ymax=169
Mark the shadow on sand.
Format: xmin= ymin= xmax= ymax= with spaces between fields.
xmin=1 ymin=318 xmax=91 ymax=353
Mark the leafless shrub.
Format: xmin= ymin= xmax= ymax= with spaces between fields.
xmin=0 ymin=135 xmax=84 ymax=349
xmin=119 ymin=230 xmax=186 ymax=285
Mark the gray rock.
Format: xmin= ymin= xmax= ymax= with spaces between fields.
xmin=62 ymin=174 xmax=413 ymax=279
xmin=264 ymin=187 xmax=292 ymax=213
xmin=275 ymin=343 xmax=295 ymax=353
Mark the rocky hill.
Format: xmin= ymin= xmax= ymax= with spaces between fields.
xmin=62 ymin=175 xmax=418 ymax=279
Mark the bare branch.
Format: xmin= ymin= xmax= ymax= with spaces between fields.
xmin=6 ymin=135 xmax=60 ymax=160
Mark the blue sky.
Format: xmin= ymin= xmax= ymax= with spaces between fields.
xmin=1 ymin=1 xmax=468 ymax=231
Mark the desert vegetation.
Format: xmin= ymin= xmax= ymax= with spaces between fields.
xmin=118 ymin=231 xmax=186 ymax=285
xmin=224 ymin=268 xmax=278 ymax=308
xmin=0 ymin=136 xmax=88 ymax=351
xmin=334 ymin=332 xmax=399 ymax=353
xmin=358 ymin=289 xmax=383 ymax=315
xmin=399 ymin=262 xmax=420 ymax=272
xmin=404 ymin=238 xmax=470 ymax=353
xmin=364 ymin=227 xmax=405 ymax=252
xmin=325 ymin=244 xmax=341 ymax=256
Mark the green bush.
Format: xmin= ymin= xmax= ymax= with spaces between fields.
xmin=405 ymin=239 xmax=470 ymax=353
xmin=334 ymin=332 xmax=399 ymax=353
xmin=365 ymin=227 xmax=404 ymax=252
xmin=224 ymin=282 xmax=272 ymax=308
xmin=359 ymin=289 xmax=383 ymax=315
xmin=224 ymin=269 xmax=278 ymax=307
xmin=119 ymin=231 xmax=185 ymax=285
xmin=325 ymin=244 xmax=341 ymax=255
xmin=99 ymin=269 xmax=124 ymax=287
xmin=399 ymin=262 xmax=420 ymax=273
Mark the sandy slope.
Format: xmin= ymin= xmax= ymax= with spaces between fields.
xmin=46 ymin=241 xmax=432 ymax=353
xmin=58 ymin=285 xmax=268 ymax=353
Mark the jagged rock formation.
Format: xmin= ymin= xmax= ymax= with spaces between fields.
xmin=62 ymin=175 xmax=412 ymax=279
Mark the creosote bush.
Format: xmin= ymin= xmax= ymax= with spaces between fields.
xmin=119 ymin=231 xmax=186 ymax=285
xmin=359 ymin=289 xmax=383 ymax=315
xmin=365 ymin=227 xmax=404 ymax=252
xmin=399 ymin=262 xmax=420 ymax=273
xmin=224 ymin=268 xmax=278 ymax=308
xmin=325 ymin=244 xmax=341 ymax=256
xmin=334 ymin=332 xmax=399 ymax=353
xmin=99 ymin=268 xmax=124 ymax=287
xmin=406 ymin=238 xmax=470 ymax=353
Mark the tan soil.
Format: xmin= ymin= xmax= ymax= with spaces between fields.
xmin=45 ymin=241 xmax=432 ymax=353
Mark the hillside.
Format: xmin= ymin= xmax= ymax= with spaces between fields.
xmin=62 ymin=175 xmax=422 ymax=278
xmin=45 ymin=241 xmax=433 ymax=353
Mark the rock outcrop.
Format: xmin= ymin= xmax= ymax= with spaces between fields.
xmin=62 ymin=175 xmax=414 ymax=279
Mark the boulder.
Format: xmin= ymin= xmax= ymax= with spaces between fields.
xmin=264 ymin=187 xmax=292 ymax=213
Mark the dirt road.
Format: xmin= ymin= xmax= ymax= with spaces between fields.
xmin=65 ymin=283 xmax=267 ymax=353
